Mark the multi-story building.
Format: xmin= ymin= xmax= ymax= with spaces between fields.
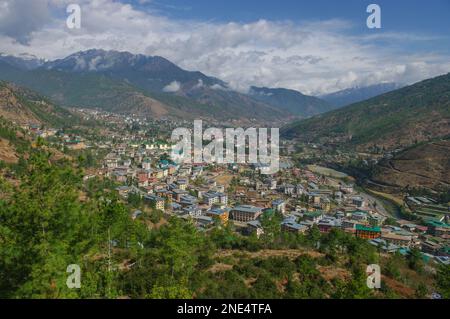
xmin=203 ymin=192 xmax=220 ymax=206
xmin=142 ymin=158 xmax=152 ymax=170
xmin=381 ymin=232 xmax=412 ymax=247
xmin=183 ymin=205 xmax=202 ymax=217
xmin=218 ymin=192 xmax=228 ymax=205
xmin=318 ymin=218 xmax=341 ymax=233
xmin=272 ymin=199 xmax=286 ymax=214
xmin=206 ymin=208 xmax=230 ymax=224
xmin=281 ymin=221 xmax=308 ymax=234
xmin=230 ymin=205 xmax=263 ymax=222
xmin=356 ymin=225 xmax=381 ymax=239
xmin=303 ymin=211 xmax=324 ymax=223
xmin=144 ymin=194 xmax=165 ymax=211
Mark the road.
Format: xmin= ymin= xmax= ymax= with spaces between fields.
xmin=358 ymin=190 xmax=400 ymax=219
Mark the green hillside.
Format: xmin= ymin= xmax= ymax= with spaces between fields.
xmin=249 ymin=86 xmax=334 ymax=117
xmin=0 ymin=81 xmax=76 ymax=128
xmin=282 ymin=73 xmax=450 ymax=150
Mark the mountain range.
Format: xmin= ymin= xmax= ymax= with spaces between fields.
xmin=249 ymin=86 xmax=335 ymax=117
xmin=0 ymin=50 xmax=338 ymax=123
xmin=320 ymin=83 xmax=402 ymax=108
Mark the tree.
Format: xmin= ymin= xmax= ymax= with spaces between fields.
xmin=342 ymin=266 xmax=373 ymax=299
xmin=0 ymin=151 xmax=87 ymax=298
xmin=0 ymin=148 xmax=147 ymax=298
xmin=260 ymin=212 xmax=282 ymax=246
xmin=415 ymin=283 xmax=428 ymax=299
xmin=435 ymin=264 xmax=450 ymax=298
xmin=384 ymin=253 xmax=403 ymax=279
xmin=408 ymin=247 xmax=424 ymax=272
xmin=307 ymin=224 xmax=321 ymax=247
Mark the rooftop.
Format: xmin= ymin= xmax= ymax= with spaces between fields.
xmin=233 ymin=205 xmax=262 ymax=214
xmin=356 ymin=224 xmax=381 ymax=232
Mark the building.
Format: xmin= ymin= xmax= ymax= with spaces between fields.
xmin=341 ymin=219 xmax=367 ymax=230
xmin=356 ymin=224 xmax=381 ymax=239
xmin=321 ymin=198 xmax=331 ymax=212
xmin=427 ymin=221 xmax=450 ymax=237
xmin=281 ymin=221 xmax=308 ymax=234
xmin=340 ymin=184 xmax=354 ymax=194
xmin=218 ymin=192 xmax=228 ymax=205
xmin=230 ymin=205 xmax=263 ymax=222
xmin=246 ymin=220 xmax=264 ymax=237
xmin=369 ymin=238 xmax=399 ymax=253
xmin=352 ymin=211 xmax=368 ymax=221
xmin=132 ymin=210 xmax=143 ymax=220
xmin=303 ymin=211 xmax=324 ymax=223
xmin=203 ymin=191 xmax=228 ymax=206
xmin=272 ymin=199 xmax=286 ymax=214
xmin=318 ymin=218 xmax=341 ymax=233
xmin=183 ymin=205 xmax=202 ymax=217
xmin=308 ymin=193 xmax=322 ymax=206
xmin=203 ymin=192 xmax=220 ymax=206
xmin=381 ymin=232 xmax=412 ymax=247
xmin=144 ymin=194 xmax=165 ymax=211
xmin=283 ymin=184 xmax=295 ymax=195
xmin=137 ymin=173 xmax=149 ymax=187
xmin=177 ymin=178 xmax=189 ymax=191
xmin=334 ymin=191 xmax=343 ymax=201
xmin=206 ymin=208 xmax=230 ymax=224
xmin=179 ymin=194 xmax=198 ymax=206
xmin=421 ymin=240 xmax=443 ymax=256
xmin=269 ymin=179 xmax=277 ymax=190
xmin=369 ymin=214 xmax=385 ymax=226
xmin=351 ymin=196 xmax=365 ymax=208
xmin=172 ymin=189 xmax=188 ymax=202
xmin=142 ymin=158 xmax=152 ymax=170
xmin=193 ymin=215 xmax=214 ymax=228
xmin=296 ymin=184 xmax=305 ymax=195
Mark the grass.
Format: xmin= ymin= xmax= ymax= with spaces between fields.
xmin=364 ymin=188 xmax=405 ymax=218
xmin=368 ymin=189 xmax=404 ymax=206
xmin=306 ymin=165 xmax=348 ymax=179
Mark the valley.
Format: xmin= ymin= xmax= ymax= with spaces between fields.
xmin=0 ymin=51 xmax=448 ymax=301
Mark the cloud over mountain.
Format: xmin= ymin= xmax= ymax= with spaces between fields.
xmin=0 ymin=0 xmax=449 ymax=95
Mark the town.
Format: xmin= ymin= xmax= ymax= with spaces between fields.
xmin=23 ymin=108 xmax=449 ymax=267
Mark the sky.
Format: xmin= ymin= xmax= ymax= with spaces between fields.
xmin=0 ymin=0 xmax=449 ymax=95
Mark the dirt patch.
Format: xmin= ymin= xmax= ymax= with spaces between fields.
xmin=318 ymin=266 xmax=350 ymax=281
xmin=216 ymin=249 xmax=324 ymax=260
xmin=0 ymin=138 xmax=18 ymax=163
xmin=215 ymin=174 xmax=235 ymax=187
xmin=382 ymin=275 xmax=415 ymax=298
xmin=208 ymin=263 xmax=234 ymax=273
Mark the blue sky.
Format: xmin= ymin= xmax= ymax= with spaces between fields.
xmin=116 ymin=0 xmax=450 ymax=61
xmin=140 ymin=0 xmax=450 ymax=33
xmin=0 ymin=0 xmax=449 ymax=94
xmin=136 ymin=0 xmax=450 ymax=51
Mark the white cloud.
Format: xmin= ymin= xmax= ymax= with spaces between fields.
xmin=0 ymin=0 xmax=449 ymax=95
xmin=210 ymin=83 xmax=228 ymax=91
xmin=163 ymin=81 xmax=181 ymax=92
xmin=193 ymin=79 xmax=204 ymax=89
